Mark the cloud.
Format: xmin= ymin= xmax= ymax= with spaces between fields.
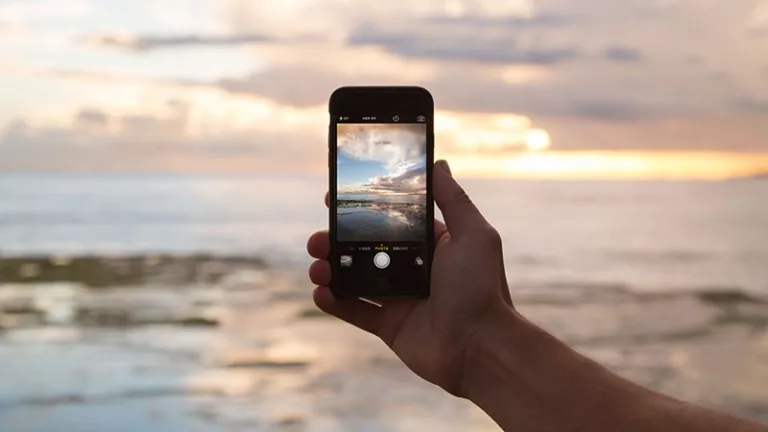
xmin=422 ymin=13 xmax=574 ymax=28
xmin=34 ymin=33 xmax=746 ymax=127
xmin=224 ymin=0 xmax=541 ymax=39
xmin=3 ymin=0 xmax=768 ymax=174
xmin=0 ymin=95 xmax=327 ymax=173
xmin=566 ymin=100 xmax=653 ymax=121
xmin=748 ymin=27 xmax=768 ymax=38
xmin=50 ymin=1 xmax=768 ymax=126
xmin=420 ymin=66 xmax=684 ymax=120
xmin=207 ymin=58 xmax=721 ymax=122
xmin=0 ymin=0 xmax=92 ymax=23
xmin=337 ymin=123 xmax=427 ymax=194
xmin=82 ymin=32 xmax=274 ymax=52
xmin=532 ymin=115 xmax=768 ymax=152
xmin=0 ymin=19 xmax=30 ymax=45
xmin=365 ymin=165 xmax=426 ymax=195
xmin=216 ymin=67 xmax=400 ymax=107
xmin=603 ymin=46 xmax=644 ymax=62
xmin=75 ymin=109 xmax=109 ymax=127
xmin=39 ymin=68 xmax=158 ymax=84
xmin=734 ymin=97 xmax=768 ymax=114
xmin=347 ymin=23 xmax=580 ymax=65
xmin=337 ymin=124 xmax=426 ymax=172
xmin=207 ymin=58 xmax=661 ymax=120
xmin=0 ymin=119 xmax=323 ymax=173
xmin=747 ymin=2 xmax=768 ymax=37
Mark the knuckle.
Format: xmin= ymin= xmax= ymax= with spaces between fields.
xmin=463 ymin=225 xmax=502 ymax=251
xmin=482 ymin=226 xmax=503 ymax=250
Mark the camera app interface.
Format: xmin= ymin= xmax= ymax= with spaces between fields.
xmin=335 ymin=119 xmax=429 ymax=294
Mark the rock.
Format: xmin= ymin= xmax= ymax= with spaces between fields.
xmin=50 ymin=255 xmax=72 ymax=266
xmin=697 ymin=289 xmax=765 ymax=305
xmin=224 ymin=359 xmax=309 ymax=369
xmin=296 ymin=308 xmax=330 ymax=319
xmin=0 ymin=312 xmax=47 ymax=329
xmin=19 ymin=263 xmax=42 ymax=279
xmin=177 ymin=316 xmax=219 ymax=327
xmin=2 ymin=297 xmax=39 ymax=315
xmin=0 ymin=254 xmax=268 ymax=287
xmin=218 ymin=351 xmax=311 ymax=369
xmin=75 ymin=307 xmax=131 ymax=327
xmin=277 ymin=413 xmax=305 ymax=426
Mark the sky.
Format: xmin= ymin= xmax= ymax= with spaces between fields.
xmin=337 ymin=124 xmax=427 ymax=195
xmin=1 ymin=0 xmax=768 ymax=179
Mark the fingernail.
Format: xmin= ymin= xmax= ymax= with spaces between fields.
xmin=437 ymin=160 xmax=452 ymax=176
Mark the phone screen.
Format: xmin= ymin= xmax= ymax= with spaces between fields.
xmin=329 ymin=87 xmax=433 ymax=297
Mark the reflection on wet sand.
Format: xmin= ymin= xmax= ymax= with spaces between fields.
xmin=337 ymin=200 xmax=427 ymax=242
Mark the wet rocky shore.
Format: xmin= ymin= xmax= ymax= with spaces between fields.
xmin=1 ymin=255 xmax=767 ymax=431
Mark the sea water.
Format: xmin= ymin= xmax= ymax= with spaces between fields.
xmin=1 ymin=173 xmax=766 ymax=294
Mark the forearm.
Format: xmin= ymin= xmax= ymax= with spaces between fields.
xmin=464 ymin=309 xmax=767 ymax=432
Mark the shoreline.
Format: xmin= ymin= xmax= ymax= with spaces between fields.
xmin=0 ymin=254 xmax=267 ymax=287
xmin=1 ymin=253 xmax=766 ymax=303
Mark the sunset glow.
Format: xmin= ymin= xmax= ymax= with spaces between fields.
xmin=523 ymin=129 xmax=551 ymax=152
xmin=439 ymin=151 xmax=768 ymax=180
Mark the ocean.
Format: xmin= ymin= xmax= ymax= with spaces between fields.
xmin=1 ymin=173 xmax=767 ymax=431
xmin=2 ymin=174 xmax=767 ymax=294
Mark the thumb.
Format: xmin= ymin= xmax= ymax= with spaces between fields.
xmin=433 ymin=160 xmax=487 ymax=236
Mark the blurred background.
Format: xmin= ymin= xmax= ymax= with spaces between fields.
xmin=1 ymin=0 xmax=768 ymax=430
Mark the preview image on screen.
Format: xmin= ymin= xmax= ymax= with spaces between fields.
xmin=336 ymin=123 xmax=427 ymax=242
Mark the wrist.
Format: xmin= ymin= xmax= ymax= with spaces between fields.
xmin=460 ymin=308 xmax=653 ymax=431
xmin=458 ymin=304 xmax=523 ymax=399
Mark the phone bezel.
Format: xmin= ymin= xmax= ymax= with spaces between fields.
xmin=328 ymin=86 xmax=435 ymax=298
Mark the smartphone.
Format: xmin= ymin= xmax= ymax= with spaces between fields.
xmin=328 ymin=86 xmax=434 ymax=298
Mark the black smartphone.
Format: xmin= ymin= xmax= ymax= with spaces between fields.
xmin=328 ymin=86 xmax=434 ymax=298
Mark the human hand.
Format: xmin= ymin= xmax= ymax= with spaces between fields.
xmin=307 ymin=160 xmax=515 ymax=396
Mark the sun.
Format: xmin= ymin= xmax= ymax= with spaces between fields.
xmin=524 ymin=129 xmax=551 ymax=152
